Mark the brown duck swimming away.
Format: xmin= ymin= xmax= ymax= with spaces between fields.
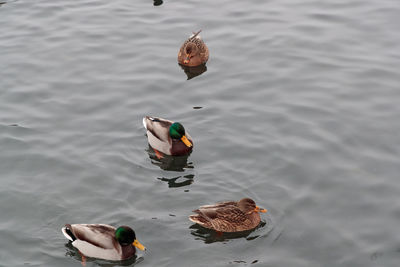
xmin=61 ymin=224 xmax=145 ymax=261
xmin=178 ymin=30 xmax=209 ymax=67
xmin=189 ymin=198 xmax=267 ymax=232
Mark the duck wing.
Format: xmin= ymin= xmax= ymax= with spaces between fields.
xmin=143 ymin=116 xmax=172 ymax=143
xmin=191 ymin=201 xmax=238 ymax=223
xmin=198 ymin=201 xmax=237 ymax=210
xmin=66 ymin=224 xmax=117 ymax=249
xmin=191 ymin=203 xmax=252 ymax=232
xmin=195 ymin=205 xmax=247 ymax=222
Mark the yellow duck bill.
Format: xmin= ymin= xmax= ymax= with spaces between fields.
xmin=181 ymin=135 xmax=192 ymax=147
xmin=132 ymin=239 xmax=146 ymax=251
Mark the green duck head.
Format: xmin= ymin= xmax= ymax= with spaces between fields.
xmin=115 ymin=226 xmax=146 ymax=250
xmin=169 ymin=122 xmax=192 ymax=147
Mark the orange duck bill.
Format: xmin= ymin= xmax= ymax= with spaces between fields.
xmin=254 ymin=206 xmax=267 ymax=213
xmin=183 ymin=54 xmax=191 ymax=64
xmin=181 ymin=135 xmax=192 ymax=147
xmin=133 ymin=239 xmax=146 ymax=251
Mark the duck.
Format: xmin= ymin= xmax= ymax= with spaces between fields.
xmin=178 ymin=30 xmax=209 ymax=67
xmin=61 ymin=224 xmax=146 ymax=261
xmin=142 ymin=116 xmax=193 ymax=156
xmin=189 ymin=198 xmax=267 ymax=232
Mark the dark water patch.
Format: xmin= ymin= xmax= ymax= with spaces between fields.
xmin=179 ymin=63 xmax=207 ymax=80
xmin=158 ymin=174 xmax=194 ymax=188
xmin=0 ymin=0 xmax=18 ymax=7
xmin=189 ymin=221 xmax=267 ymax=244
xmin=153 ymin=0 xmax=163 ymax=6
xmin=146 ymin=146 xmax=194 ymax=171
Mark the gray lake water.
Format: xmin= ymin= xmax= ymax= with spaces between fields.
xmin=1 ymin=0 xmax=400 ymax=266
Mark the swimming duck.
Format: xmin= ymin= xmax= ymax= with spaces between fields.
xmin=61 ymin=224 xmax=145 ymax=261
xmin=142 ymin=116 xmax=193 ymax=156
xmin=178 ymin=30 xmax=209 ymax=67
xmin=189 ymin=198 xmax=267 ymax=232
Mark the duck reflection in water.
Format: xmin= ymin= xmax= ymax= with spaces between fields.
xmin=179 ymin=63 xmax=207 ymax=80
xmin=189 ymin=221 xmax=266 ymax=244
xmin=153 ymin=0 xmax=163 ymax=6
xmin=64 ymin=242 xmax=144 ymax=266
xmin=146 ymin=145 xmax=195 ymax=188
xmin=158 ymin=174 xmax=194 ymax=188
xmin=146 ymin=145 xmax=193 ymax=172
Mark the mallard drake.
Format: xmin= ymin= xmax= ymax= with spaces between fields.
xmin=142 ymin=116 xmax=193 ymax=156
xmin=61 ymin=224 xmax=145 ymax=261
xmin=178 ymin=30 xmax=209 ymax=67
xmin=189 ymin=198 xmax=267 ymax=232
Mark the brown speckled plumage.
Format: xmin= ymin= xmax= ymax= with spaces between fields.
xmin=189 ymin=198 xmax=266 ymax=232
xmin=178 ymin=30 xmax=209 ymax=67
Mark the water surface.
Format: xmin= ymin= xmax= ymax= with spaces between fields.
xmin=1 ymin=0 xmax=400 ymax=266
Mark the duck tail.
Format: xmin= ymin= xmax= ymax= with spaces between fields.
xmin=190 ymin=30 xmax=202 ymax=39
xmin=189 ymin=214 xmax=211 ymax=226
xmin=189 ymin=215 xmax=203 ymax=224
xmin=142 ymin=117 xmax=148 ymax=129
xmin=62 ymin=224 xmax=76 ymax=241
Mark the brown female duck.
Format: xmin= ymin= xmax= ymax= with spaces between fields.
xmin=178 ymin=30 xmax=209 ymax=67
xmin=189 ymin=198 xmax=267 ymax=232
